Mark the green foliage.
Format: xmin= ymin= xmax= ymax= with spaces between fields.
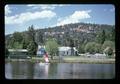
xmin=102 ymin=41 xmax=115 ymax=57
xmin=45 ymin=38 xmax=59 ymax=59
xmin=27 ymin=41 xmax=37 ymax=55
xmin=12 ymin=32 xmax=23 ymax=43
xmin=102 ymin=41 xmax=115 ymax=50
xmin=27 ymin=25 xmax=36 ymax=42
xmin=5 ymin=47 xmax=9 ymax=58
xmin=84 ymin=42 xmax=102 ymax=54
xmin=95 ymin=30 xmax=105 ymax=44
xmin=26 ymin=25 xmax=38 ymax=55
xmin=12 ymin=42 xmax=23 ymax=49
xmin=94 ymin=43 xmax=102 ymax=53
xmin=5 ymin=23 xmax=115 ymax=56
xmin=7 ymin=38 xmax=14 ymax=48
xmin=106 ymin=28 xmax=115 ymax=41
xmin=78 ymin=43 xmax=85 ymax=53
xmin=104 ymin=47 xmax=113 ymax=57
xmin=69 ymin=39 xmax=74 ymax=55
xmin=6 ymin=32 xmax=23 ymax=49
xmin=35 ymin=30 xmax=44 ymax=45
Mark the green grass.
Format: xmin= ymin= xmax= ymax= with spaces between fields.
xmin=5 ymin=56 xmax=115 ymax=64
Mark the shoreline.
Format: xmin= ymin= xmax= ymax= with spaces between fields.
xmin=5 ymin=57 xmax=115 ymax=64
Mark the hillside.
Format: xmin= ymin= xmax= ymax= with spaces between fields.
xmin=35 ymin=23 xmax=114 ymax=46
xmin=5 ymin=22 xmax=115 ymax=54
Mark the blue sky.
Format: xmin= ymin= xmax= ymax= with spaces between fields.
xmin=5 ymin=4 xmax=115 ymax=35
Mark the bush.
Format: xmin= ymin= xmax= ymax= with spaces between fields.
xmin=78 ymin=44 xmax=85 ymax=53
xmin=84 ymin=42 xmax=102 ymax=54
xmin=102 ymin=41 xmax=115 ymax=56
xmin=104 ymin=47 xmax=113 ymax=57
xmin=102 ymin=41 xmax=115 ymax=50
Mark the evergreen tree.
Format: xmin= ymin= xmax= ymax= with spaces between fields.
xmin=27 ymin=25 xmax=38 ymax=55
xmin=69 ymin=39 xmax=74 ymax=56
xmin=96 ymin=30 xmax=106 ymax=44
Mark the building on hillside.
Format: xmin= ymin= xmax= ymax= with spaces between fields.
xmin=58 ymin=46 xmax=78 ymax=56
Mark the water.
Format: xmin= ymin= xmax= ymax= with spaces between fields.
xmin=5 ymin=62 xmax=115 ymax=79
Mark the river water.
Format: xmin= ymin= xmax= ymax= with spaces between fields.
xmin=5 ymin=62 xmax=115 ymax=79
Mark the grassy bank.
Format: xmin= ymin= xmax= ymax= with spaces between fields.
xmin=5 ymin=56 xmax=115 ymax=64
xmin=63 ymin=57 xmax=115 ymax=64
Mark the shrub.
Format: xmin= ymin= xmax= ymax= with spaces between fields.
xmin=84 ymin=42 xmax=101 ymax=54
xmin=102 ymin=41 xmax=115 ymax=56
xmin=102 ymin=41 xmax=115 ymax=50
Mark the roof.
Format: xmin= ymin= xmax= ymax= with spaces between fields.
xmin=58 ymin=46 xmax=77 ymax=51
xmin=8 ymin=49 xmax=28 ymax=52
xmin=58 ymin=47 xmax=71 ymax=51
xmin=38 ymin=45 xmax=45 ymax=49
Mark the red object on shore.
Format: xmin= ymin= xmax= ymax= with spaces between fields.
xmin=45 ymin=53 xmax=48 ymax=58
xmin=44 ymin=53 xmax=49 ymax=63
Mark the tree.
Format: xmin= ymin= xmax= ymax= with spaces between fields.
xmin=69 ymin=39 xmax=74 ymax=56
xmin=5 ymin=47 xmax=9 ymax=58
xmin=111 ymin=27 xmax=115 ymax=41
xmin=35 ymin=30 xmax=44 ymax=45
xmin=84 ymin=42 xmax=102 ymax=54
xmin=12 ymin=42 xmax=23 ymax=49
xmin=45 ymin=38 xmax=59 ymax=59
xmin=102 ymin=41 xmax=115 ymax=56
xmin=78 ymin=43 xmax=86 ymax=53
xmin=22 ymin=33 xmax=31 ymax=49
xmin=27 ymin=25 xmax=36 ymax=42
xmin=27 ymin=41 xmax=37 ymax=55
xmin=102 ymin=41 xmax=115 ymax=50
xmin=94 ymin=43 xmax=102 ymax=53
xmin=95 ymin=30 xmax=106 ymax=44
xmin=109 ymin=28 xmax=115 ymax=41
xmin=27 ymin=25 xmax=38 ymax=55
xmin=12 ymin=32 xmax=23 ymax=43
xmin=103 ymin=47 xmax=113 ymax=57
xmin=22 ymin=38 xmax=29 ymax=49
xmin=7 ymin=32 xmax=23 ymax=49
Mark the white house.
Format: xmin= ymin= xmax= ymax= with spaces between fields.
xmin=58 ymin=46 xmax=78 ymax=56
xmin=36 ymin=45 xmax=78 ymax=56
xmin=8 ymin=49 xmax=29 ymax=59
xmin=8 ymin=49 xmax=28 ymax=55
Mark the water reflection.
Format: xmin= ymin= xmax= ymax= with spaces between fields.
xmin=5 ymin=62 xmax=115 ymax=79
xmin=5 ymin=62 xmax=12 ymax=79
xmin=5 ymin=61 xmax=34 ymax=79
xmin=33 ymin=63 xmax=49 ymax=79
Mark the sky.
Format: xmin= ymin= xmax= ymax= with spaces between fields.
xmin=5 ymin=4 xmax=115 ymax=35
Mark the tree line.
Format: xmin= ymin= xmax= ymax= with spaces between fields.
xmin=5 ymin=23 xmax=115 ymax=58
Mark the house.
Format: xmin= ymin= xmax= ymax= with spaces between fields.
xmin=8 ymin=49 xmax=28 ymax=55
xmin=58 ymin=46 xmax=78 ymax=56
xmin=36 ymin=45 xmax=46 ymax=57
xmin=36 ymin=45 xmax=79 ymax=56
xmin=8 ymin=49 xmax=29 ymax=59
